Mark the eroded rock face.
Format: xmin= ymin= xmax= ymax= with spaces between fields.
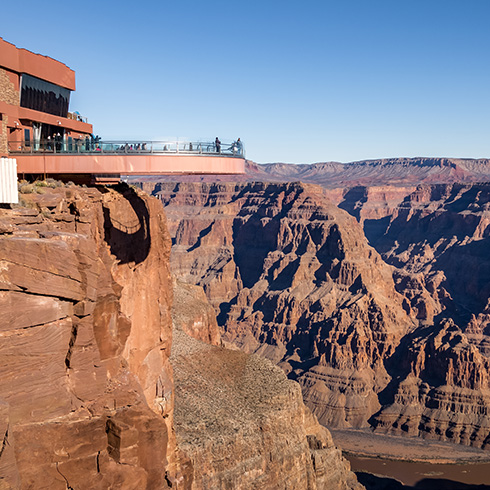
xmin=333 ymin=183 xmax=490 ymax=448
xmin=0 ymin=184 xmax=175 ymax=489
xmin=372 ymin=320 xmax=490 ymax=448
xmin=157 ymin=182 xmax=416 ymax=430
xmin=154 ymin=180 xmax=490 ymax=450
xmin=170 ymin=279 xmax=362 ymax=488
xmin=170 ymin=325 xmax=362 ymax=490
xmin=349 ymin=184 xmax=490 ymax=327
xmin=172 ymin=280 xmax=221 ymax=346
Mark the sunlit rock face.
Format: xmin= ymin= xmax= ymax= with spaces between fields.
xmin=334 ymin=182 xmax=490 ymax=448
xmin=155 ymin=180 xmax=490 ymax=449
xmin=0 ymin=184 xmax=175 ymax=489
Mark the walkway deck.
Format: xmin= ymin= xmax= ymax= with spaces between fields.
xmin=11 ymin=140 xmax=245 ymax=177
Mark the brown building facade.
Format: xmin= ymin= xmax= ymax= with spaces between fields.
xmin=0 ymin=37 xmax=93 ymax=157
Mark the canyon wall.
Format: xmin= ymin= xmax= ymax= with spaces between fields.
xmin=338 ymin=183 xmax=490 ymax=327
xmin=157 ymin=182 xmax=416 ymax=429
xmin=0 ymin=183 xmax=175 ymax=489
xmin=155 ymin=180 xmax=490 ymax=449
xmin=334 ymin=183 xmax=490 ymax=447
xmin=170 ymin=280 xmax=362 ymax=489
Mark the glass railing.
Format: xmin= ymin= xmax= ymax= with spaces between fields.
xmin=8 ymin=139 xmax=244 ymax=157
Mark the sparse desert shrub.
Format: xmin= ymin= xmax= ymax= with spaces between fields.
xmin=19 ymin=183 xmax=35 ymax=194
xmin=34 ymin=180 xmax=58 ymax=189
xmin=45 ymin=178 xmax=61 ymax=188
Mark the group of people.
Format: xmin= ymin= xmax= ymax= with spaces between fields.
xmin=46 ymin=133 xmax=63 ymax=151
xmin=215 ymin=137 xmax=243 ymax=154
xmin=40 ymin=136 xmax=242 ymax=154
xmin=43 ymin=134 xmax=101 ymax=152
xmin=117 ymin=143 xmax=147 ymax=152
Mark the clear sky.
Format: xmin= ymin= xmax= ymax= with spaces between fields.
xmin=2 ymin=0 xmax=490 ymax=163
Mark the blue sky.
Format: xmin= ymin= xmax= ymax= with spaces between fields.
xmin=2 ymin=0 xmax=490 ymax=163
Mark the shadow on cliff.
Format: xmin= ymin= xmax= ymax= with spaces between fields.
xmin=231 ymin=184 xmax=298 ymax=288
xmin=338 ymin=186 xmax=368 ymax=221
xmin=357 ymin=472 xmax=490 ymax=490
xmin=368 ymin=323 xmax=443 ymax=426
xmin=101 ymin=183 xmax=151 ymax=265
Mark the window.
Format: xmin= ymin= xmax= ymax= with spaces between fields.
xmin=20 ymin=74 xmax=71 ymax=117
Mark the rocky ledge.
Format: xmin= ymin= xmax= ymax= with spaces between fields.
xmin=171 ymin=280 xmax=362 ymax=489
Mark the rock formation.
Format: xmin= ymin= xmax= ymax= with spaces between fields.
xmin=157 ymin=182 xmax=416 ymax=429
xmin=154 ymin=180 xmax=490 ymax=450
xmin=0 ymin=182 xmax=175 ymax=489
xmin=170 ymin=280 xmax=362 ymax=489
xmin=334 ymin=183 xmax=490 ymax=448
xmin=345 ymin=183 xmax=490 ymax=326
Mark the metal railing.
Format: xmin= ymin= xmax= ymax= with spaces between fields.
xmin=8 ymin=139 xmax=244 ymax=157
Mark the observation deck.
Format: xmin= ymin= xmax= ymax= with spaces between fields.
xmin=10 ymin=139 xmax=245 ymax=183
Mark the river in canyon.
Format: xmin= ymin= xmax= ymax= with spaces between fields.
xmin=346 ymin=454 xmax=490 ymax=488
xmin=332 ymin=429 xmax=490 ymax=489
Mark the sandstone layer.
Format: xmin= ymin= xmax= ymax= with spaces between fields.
xmin=170 ymin=282 xmax=362 ymax=489
xmin=154 ymin=180 xmax=490 ymax=450
xmin=0 ymin=183 xmax=175 ymax=489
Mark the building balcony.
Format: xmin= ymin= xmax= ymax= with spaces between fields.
xmin=10 ymin=139 xmax=245 ymax=179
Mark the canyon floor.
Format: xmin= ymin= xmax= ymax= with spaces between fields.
xmin=331 ymin=429 xmax=490 ymax=463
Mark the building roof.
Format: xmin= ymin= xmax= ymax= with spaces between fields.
xmin=0 ymin=37 xmax=76 ymax=91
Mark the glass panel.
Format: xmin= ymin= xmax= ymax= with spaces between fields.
xmin=20 ymin=74 xmax=71 ymax=117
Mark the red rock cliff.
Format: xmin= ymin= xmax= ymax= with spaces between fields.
xmin=0 ymin=183 xmax=175 ymax=489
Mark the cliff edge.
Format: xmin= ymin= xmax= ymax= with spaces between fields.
xmin=0 ymin=182 xmax=175 ymax=489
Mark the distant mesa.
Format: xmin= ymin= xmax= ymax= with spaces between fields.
xmin=133 ymin=157 xmax=490 ymax=189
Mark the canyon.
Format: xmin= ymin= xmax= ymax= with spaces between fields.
xmin=148 ymin=164 xmax=490 ymax=453
xmin=3 ymin=156 xmax=490 ymax=488
xmin=0 ymin=182 xmax=360 ymax=489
